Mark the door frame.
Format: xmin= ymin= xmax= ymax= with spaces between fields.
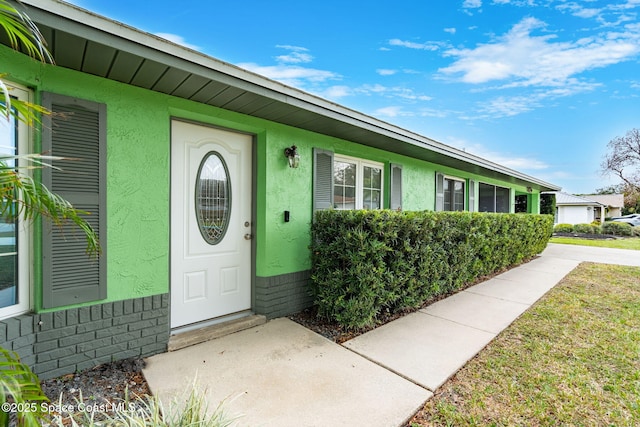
xmin=169 ymin=118 xmax=257 ymax=331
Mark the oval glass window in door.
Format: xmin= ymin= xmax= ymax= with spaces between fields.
xmin=195 ymin=152 xmax=231 ymax=245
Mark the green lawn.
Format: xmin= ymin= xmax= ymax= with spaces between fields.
xmin=550 ymin=236 xmax=640 ymax=250
xmin=410 ymin=263 xmax=640 ymax=426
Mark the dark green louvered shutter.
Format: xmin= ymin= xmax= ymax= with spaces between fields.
xmin=435 ymin=172 xmax=444 ymax=211
xmin=313 ymin=148 xmax=334 ymax=212
xmin=41 ymin=93 xmax=106 ymax=309
xmin=390 ymin=163 xmax=402 ymax=210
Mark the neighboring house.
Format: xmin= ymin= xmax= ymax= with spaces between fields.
xmin=0 ymin=0 xmax=560 ymax=379
xmin=581 ymin=194 xmax=625 ymax=219
xmin=544 ymin=192 xmax=606 ymax=224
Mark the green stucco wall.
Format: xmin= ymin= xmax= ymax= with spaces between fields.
xmin=2 ymin=45 xmax=543 ymax=312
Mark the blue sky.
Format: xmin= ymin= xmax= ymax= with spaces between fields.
xmin=72 ymin=0 xmax=640 ymax=194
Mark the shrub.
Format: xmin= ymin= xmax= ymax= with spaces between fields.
xmin=310 ymin=210 xmax=554 ymax=329
xmin=574 ymin=223 xmax=598 ymax=234
xmin=633 ymin=227 xmax=640 ymax=237
xmin=601 ymin=221 xmax=634 ymax=236
xmin=554 ymin=223 xmax=574 ymax=233
xmin=50 ymin=382 xmax=236 ymax=426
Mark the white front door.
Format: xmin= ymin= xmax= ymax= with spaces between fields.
xmin=171 ymin=120 xmax=252 ymax=329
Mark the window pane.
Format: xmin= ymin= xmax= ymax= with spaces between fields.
xmin=334 ymin=161 xmax=357 ymax=209
xmin=479 ymin=183 xmax=495 ymax=212
xmin=0 ymin=254 xmax=17 ymax=308
xmin=363 ymin=166 xmax=382 ymax=210
xmin=495 ymin=186 xmax=510 ymax=213
xmin=335 ymin=161 xmax=356 ymax=186
xmin=363 ymin=189 xmax=382 ymax=209
xmin=371 ymin=167 xmax=381 ymax=189
xmin=0 ymin=110 xmax=18 ymax=308
xmin=443 ymin=179 xmax=452 ymax=211
xmin=0 ymin=219 xmax=16 ymax=255
xmin=334 ymin=184 xmax=356 ymax=210
xmin=453 ymin=180 xmax=465 ymax=211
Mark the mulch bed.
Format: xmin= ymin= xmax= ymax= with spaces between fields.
xmin=40 ymin=358 xmax=151 ymax=421
xmin=553 ymin=232 xmax=621 ymax=240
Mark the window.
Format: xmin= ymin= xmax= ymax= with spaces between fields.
xmin=313 ymin=149 xmax=393 ymax=212
xmin=479 ymin=183 xmax=511 ymax=213
xmin=333 ymin=156 xmax=383 ymax=210
xmin=436 ymin=173 xmax=472 ymax=212
xmin=444 ymin=177 xmax=465 ymax=211
xmin=0 ymin=84 xmax=31 ymax=319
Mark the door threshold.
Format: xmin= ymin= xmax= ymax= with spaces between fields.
xmin=168 ymin=314 xmax=267 ymax=351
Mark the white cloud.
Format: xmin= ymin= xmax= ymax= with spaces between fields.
xmin=439 ymin=17 xmax=640 ymax=87
xmin=154 ymin=33 xmax=200 ymax=51
xmin=322 ymin=85 xmax=352 ymax=98
xmin=373 ymin=105 xmax=450 ymax=120
xmin=358 ymin=84 xmax=433 ymax=101
xmin=389 ymin=38 xmax=443 ymax=51
xmin=492 ymin=0 xmax=537 ymax=6
xmin=377 ymin=69 xmax=398 ymax=76
xmin=274 ymin=45 xmax=313 ymax=64
xmin=463 ymin=0 xmax=482 ymax=9
xmin=444 ymin=27 xmax=457 ymax=34
xmin=445 ymin=139 xmax=549 ymax=170
xmin=375 ymin=106 xmax=405 ymax=117
xmin=468 ymin=82 xmax=598 ymax=119
xmin=555 ymin=0 xmax=640 ymax=26
xmin=237 ymin=63 xmax=339 ymax=87
xmin=236 ymin=45 xmax=340 ymax=89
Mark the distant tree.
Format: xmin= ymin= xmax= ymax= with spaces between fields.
xmin=601 ymin=128 xmax=640 ymax=193
xmin=593 ymin=184 xmax=624 ymax=195
xmin=623 ymin=187 xmax=640 ymax=215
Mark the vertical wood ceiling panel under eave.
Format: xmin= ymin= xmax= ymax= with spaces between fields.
xmin=52 ymin=31 xmax=86 ymax=70
xmin=82 ymin=40 xmax=117 ymax=77
xmin=129 ymin=59 xmax=169 ymax=90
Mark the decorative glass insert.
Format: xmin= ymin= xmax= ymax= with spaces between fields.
xmin=195 ymin=152 xmax=231 ymax=245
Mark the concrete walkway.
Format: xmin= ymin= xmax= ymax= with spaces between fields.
xmin=143 ymin=243 xmax=640 ymax=426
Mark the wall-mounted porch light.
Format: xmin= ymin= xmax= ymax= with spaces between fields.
xmin=284 ymin=145 xmax=300 ymax=168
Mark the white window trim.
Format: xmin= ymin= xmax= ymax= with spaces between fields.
xmin=443 ymin=175 xmax=466 ymax=211
xmin=334 ymin=154 xmax=384 ymax=210
xmin=0 ymin=82 xmax=32 ymax=320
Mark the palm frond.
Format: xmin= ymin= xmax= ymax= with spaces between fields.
xmin=0 ymin=0 xmax=53 ymax=64
xmin=0 ymin=346 xmax=49 ymax=427
xmin=0 ymin=83 xmax=51 ymax=126
xmin=0 ymin=167 xmax=100 ymax=255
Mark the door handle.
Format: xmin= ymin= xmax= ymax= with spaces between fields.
xmin=244 ymin=234 xmax=253 ymax=240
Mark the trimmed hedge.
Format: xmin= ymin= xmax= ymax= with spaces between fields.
xmin=554 ymin=223 xmax=574 ymax=233
xmin=310 ymin=210 xmax=554 ymax=329
xmin=573 ymin=223 xmax=599 ymax=234
xmin=601 ymin=221 xmax=634 ymax=236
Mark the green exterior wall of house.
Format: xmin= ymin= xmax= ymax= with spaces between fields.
xmin=3 ymin=43 xmax=542 ymax=313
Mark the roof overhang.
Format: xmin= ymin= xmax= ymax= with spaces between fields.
xmin=7 ymin=0 xmax=561 ymax=192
